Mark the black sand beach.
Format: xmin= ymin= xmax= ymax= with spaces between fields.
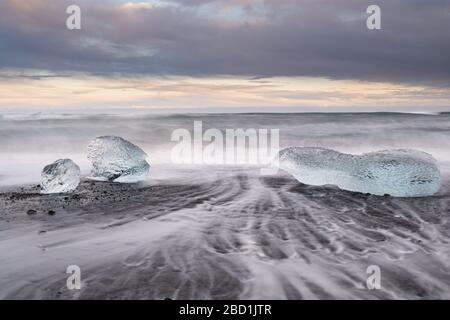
xmin=1 ymin=170 xmax=449 ymax=299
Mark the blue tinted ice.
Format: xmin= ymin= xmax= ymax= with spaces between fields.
xmin=41 ymin=159 xmax=81 ymax=194
xmin=276 ymin=147 xmax=441 ymax=197
xmin=87 ymin=136 xmax=150 ymax=183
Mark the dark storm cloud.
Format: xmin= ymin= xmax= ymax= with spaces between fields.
xmin=0 ymin=0 xmax=449 ymax=86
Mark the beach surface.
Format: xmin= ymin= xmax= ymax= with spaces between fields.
xmin=1 ymin=168 xmax=449 ymax=299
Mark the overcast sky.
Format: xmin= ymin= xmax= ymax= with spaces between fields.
xmin=1 ymin=0 xmax=450 ymax=111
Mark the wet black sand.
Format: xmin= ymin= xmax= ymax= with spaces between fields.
xmin=0 ymin=173 xmax=449 ymax=299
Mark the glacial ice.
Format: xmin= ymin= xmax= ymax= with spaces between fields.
xmin=276 ymin=147 xmax=441 ymax=197
xmin=41 ymin=159 xmax=81 ymax=194
xmin=87 ymin=136 xmax=150 ymax=183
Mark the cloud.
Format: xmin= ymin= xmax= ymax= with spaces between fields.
xmin=1 ymin=72 xmax=450 ymax=110
xmin=121 ymin=2 xmax=153 ymax=10
xmin=0 ymin=0 xmax=449 ymax=87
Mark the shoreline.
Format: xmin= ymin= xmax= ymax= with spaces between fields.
xmin=1 ymin=172 xmax=449 ymax=299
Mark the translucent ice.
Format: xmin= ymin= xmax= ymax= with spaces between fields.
xmin=41 ymin=159 xmax=81 ymax=194
xmin=87 ymin=136 xmax=150 ymax=183
xmin=276 ymin=147 xmax=441 ymax=197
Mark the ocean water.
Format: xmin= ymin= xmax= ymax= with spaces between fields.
xmin=0 ymin=112 xmax=449 ymax=299
xmin=1 ymin=112 xmax=450 ymax=184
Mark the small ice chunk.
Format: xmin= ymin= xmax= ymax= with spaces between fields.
xmin=41 ymin=159 xmax=81 ymax=194
xmin=87 ymin=136 xmax=150 ymax=183
xmin=276 ymin=147 xmax=441 ymax=197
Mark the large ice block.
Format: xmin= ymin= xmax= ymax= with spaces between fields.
xmin=276 ymin=147 xmax=441 ymax=197
xmin=87 ymin=136 xmax=150 ymax=183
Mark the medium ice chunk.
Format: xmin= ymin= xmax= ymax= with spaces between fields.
xmin=276 ymin=147 xmax=441 ymax=197
xmin=87 ymin=136 xmax=150 ymax=183
xmin=41 ymin=159 xmax=81 ymax=194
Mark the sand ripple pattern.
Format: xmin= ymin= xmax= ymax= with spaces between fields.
xmin=0 ymin=170 xmax=449 ymax=299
